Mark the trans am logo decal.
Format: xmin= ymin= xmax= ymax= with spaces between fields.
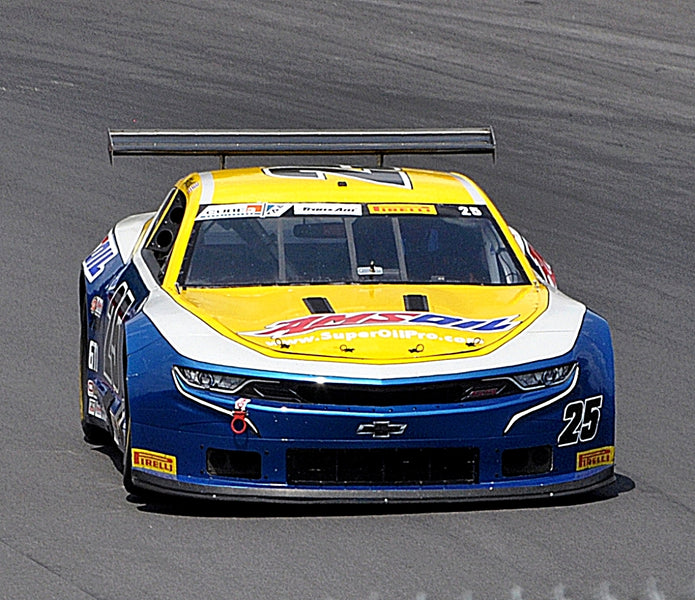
xmin=243 ymin=311 xmax=520 ymax=338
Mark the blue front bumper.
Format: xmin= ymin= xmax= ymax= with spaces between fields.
xmin=125 ymin=310 xmax=615 ymax=503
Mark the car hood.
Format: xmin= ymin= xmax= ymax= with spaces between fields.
xmin=173 ymin=284 xmax=548 ymax=363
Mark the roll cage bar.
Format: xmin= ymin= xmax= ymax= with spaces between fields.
xmin=108 ymin=128 xmax=496 ymax=168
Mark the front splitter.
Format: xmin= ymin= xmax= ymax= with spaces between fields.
xmin=131 ymin=466 xmax=615 ymax=504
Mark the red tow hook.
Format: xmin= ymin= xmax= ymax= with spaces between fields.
xmin=230 ymin=411 xmax=248 ymax=434
xmin=229 ymin=398 xmax=260 ymax=436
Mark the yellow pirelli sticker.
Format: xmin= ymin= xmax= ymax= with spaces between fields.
xmin=368 ymin=204 xmax=437 ymax=215
xmin=576 ymin=446 xmax=614 ymax=471
xmin=132 ymin=448 xmax=177 ymax=476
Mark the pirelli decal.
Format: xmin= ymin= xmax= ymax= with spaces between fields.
xmin=368 ymin=204 xmax=436 ymax=215
xmin=576 ymin=446 xmax=614 ymax=471
xmin=132 ymin=448 xmax=177 ymax=476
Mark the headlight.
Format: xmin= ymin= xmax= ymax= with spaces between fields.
xmin=511 ymin=363 xmax=576 ymax=390
xmin=174 ymin=366 xmax=245 ymax=394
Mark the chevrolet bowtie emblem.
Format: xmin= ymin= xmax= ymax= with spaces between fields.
xmin=356 ymin=420 xmax=407 ymax=439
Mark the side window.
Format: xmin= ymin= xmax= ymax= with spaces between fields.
xmin=142 ymin=189 xmax=187 ymax=282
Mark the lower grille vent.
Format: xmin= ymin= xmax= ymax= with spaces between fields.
xmin=286 ymin=447 xmax=478 ymax=486
xmin=207 ymin=448 xmax=261 ymax=479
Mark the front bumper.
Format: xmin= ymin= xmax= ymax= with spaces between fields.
xmin=125 ymin=310 xmax=615 ymax=503
xmin=128 ymin=377 xmax=615 ymax=502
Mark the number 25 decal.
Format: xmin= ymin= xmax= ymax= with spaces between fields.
xmin=458 ymin=206 xmax=483 ymax=217
xmin=557 ymin=396 xmax=603 ymax=447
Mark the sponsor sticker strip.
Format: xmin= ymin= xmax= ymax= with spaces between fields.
xmin=196 ymin=202 xmax=494 ymax=221
xmin=86 ymin=380 xmax=107 ymax=421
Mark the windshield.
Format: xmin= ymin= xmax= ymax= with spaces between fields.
xmin=179 ymin=203 xmax=528 ymax=287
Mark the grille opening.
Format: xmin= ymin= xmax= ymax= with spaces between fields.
xmin=236 ymin=378 xmax=516 ymax=406
xmin=501 ymin=445 xmax=553 ymax=477
xmin=207 ymin=448 xmax=262 ymax=479
xmin=286 ymin=447 xmax=478 ymax=486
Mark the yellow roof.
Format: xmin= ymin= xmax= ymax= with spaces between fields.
xmin=179 ymin=166 xmax=488 ymax=207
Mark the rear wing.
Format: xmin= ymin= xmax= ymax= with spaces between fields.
xmin=108 ymin=128 xmax=495 ymax=168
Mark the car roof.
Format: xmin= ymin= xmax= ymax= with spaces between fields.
xmin=178 ymin=166 xmax=490 ymax=208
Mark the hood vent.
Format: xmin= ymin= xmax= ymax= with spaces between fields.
xmin=403 ymin=294 xmax=429 ymax=311
xmin=303 ymin=296 xmax=335 ymax=314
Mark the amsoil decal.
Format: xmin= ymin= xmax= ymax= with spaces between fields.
xmin=576 ymin=446 xmax=614 ymax=471
xmin=368 ymin=204 xmax=436 ymax=215
xmin=132 ymin=449 xmax=177 ymax=476
xmin=83 ymin=233 xmax=118 ymax=283
xmin=243 ymin=311 xmax=520 ymax=338
xmin=263 ymin=166 xmax=413 ymax=188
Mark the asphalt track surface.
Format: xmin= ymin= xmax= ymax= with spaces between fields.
xmin=1 ymin=2 xmax=694 ymax=599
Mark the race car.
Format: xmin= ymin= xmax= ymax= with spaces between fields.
xmin=79 ymin=128 xmax=615 ymax=502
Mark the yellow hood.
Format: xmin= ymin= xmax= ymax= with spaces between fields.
xmin=174 ymin=284 xmax=548 ymax=364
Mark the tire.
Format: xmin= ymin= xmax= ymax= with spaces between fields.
xmin=122 ymin=418 xmax=137 ymax=495
xmin=122 ymin=411 xmax=150 ymax=501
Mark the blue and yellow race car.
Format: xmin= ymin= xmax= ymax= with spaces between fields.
xmin=80 ymin=129 xmax=615 ymax=502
